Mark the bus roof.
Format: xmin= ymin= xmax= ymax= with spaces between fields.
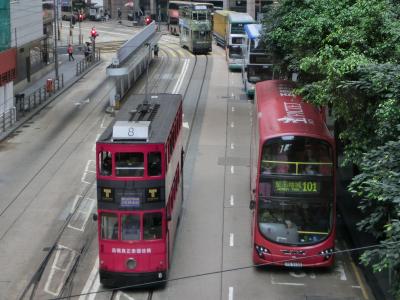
xmin=244 ymin=23 xmax=262 ymax=40
xmin=214 ymin=10 xmax=230 ymax=17
xmin=98 ymin=94 xmax=182 ymax=144
xmin=228 ymin=12 xmax=255 ymax=24
xmin=255 ymin=80 xmax=333 ymax=143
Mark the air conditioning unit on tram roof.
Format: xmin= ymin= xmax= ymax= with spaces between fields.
xmin=112 ymin=120 xmax=151 ymax=141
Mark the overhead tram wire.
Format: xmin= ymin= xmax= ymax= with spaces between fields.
xmin=50 ymin=240 xmax=400 ymax=300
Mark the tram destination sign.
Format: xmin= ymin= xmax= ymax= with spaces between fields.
xmin=272 ymin=180 xmax=320 ymax=194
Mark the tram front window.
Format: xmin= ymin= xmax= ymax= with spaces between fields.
xmin=257 ymin=199 xmax=331 ymax=245
xmin=122 ymin=214 xmax=141 ymax=241
xmin=148 ymin=152 xmax=162 ymax=176
xmin=116 ymin=152 xmax=144 ymax=177
xmin=101 ymin=213 xmax=118 ymax=240
xmin=144 ymin=212 xmax=163 ymax=240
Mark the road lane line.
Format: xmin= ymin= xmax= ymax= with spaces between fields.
xmin=88 ymin=273 xmax=100 ymax=300
xmin=79 ymin=258 xmax=99 ymax=300
xmin=232 ymin=106 xmax=235 ymax=112
xmin=230 ymin=195 xmax=234 ymax=206
xmin=351 ymin=261 xmax=369 ymax=300
xmin=230 ymin=166 xmax=234 ymax=174
xmin=230 ymin=143 xmax=234 ymax=149
xmin=230 ymin=122 xmax=234 ymax=128
xmin=229 ymin=233 xmax=234 ymax=247
xmin=228 ymin=286 xmax=234 ymax=300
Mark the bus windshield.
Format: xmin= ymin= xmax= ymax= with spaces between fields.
xmin=231 ymin=23 xmax=245 ymax=34
xmin=257 ymin=136 xmax=334 ymax=245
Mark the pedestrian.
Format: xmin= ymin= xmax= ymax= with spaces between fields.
xmin=67 ymin=44 xmax=74 ymax=61
xmin=117 ymin=8 xmax=121 ymax=23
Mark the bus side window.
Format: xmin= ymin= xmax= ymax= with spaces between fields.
xmin=148 ymin=152 xmax=162 ymax=176
xmin=100 ymin=151 xmax=112 ymax=176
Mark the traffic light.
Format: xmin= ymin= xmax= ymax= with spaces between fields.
xmin=91 ymin=27 xmax=98 ymax=38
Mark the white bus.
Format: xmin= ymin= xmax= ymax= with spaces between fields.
xmin=226 ymin=12 xmax=255 ymax=70
xmin=242 ymin=23 xmax=274 ymax=97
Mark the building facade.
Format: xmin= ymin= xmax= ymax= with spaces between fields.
xmin=0 ymin=1 xmax=17 ymax=124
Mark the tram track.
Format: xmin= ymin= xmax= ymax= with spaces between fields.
xmin=19 ymin=40 xmax=210 ymax=300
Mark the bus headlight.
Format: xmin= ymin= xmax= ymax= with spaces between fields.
xmin=319 ymin=248 xmax=334 ymax=260
xmin=126 ymin=258 xmax=137 ymax=270
xmin=255 ymin=244 xmax=270 ymax=258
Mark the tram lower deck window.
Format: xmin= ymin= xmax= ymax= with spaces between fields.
xmin=116 ymin=152 xmax=144 ymax=177
xmin=144 ymin=212 xmax=162 ymax=240
xmin=101 ymin=213 xmax=118 ymax=240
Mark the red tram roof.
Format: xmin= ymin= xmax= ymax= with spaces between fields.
xmin=98 ymin=94 xmax=182 ymax=145
xmin=255 ymin=80 xmax=333 ymax=143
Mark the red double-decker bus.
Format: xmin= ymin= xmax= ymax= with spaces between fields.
xmin=95 ymin=94 xmax=183 ymax=287
xmin=250 ymin=80 xmax=335 ymax=268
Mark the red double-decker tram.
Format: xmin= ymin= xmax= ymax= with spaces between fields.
xmin=250 ymin=80 xmax=336 ymax=268
xmin=95 ymin=94 xmax=183 ymax=287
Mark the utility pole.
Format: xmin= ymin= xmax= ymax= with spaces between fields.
xmin=144 ymin=43 xmax=151 ymax=104
xmin=53 ymin=0 xmax=59 ymax=79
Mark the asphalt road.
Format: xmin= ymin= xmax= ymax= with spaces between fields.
xmin=0 ymin=22 xmax=375 ymax=300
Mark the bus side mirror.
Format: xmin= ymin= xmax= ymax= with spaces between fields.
xmin=92 ymin=213 xmax=98 ymax=221
xmin=249 ymin=200 xmax=255 ymax=210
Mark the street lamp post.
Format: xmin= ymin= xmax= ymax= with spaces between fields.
xmin=144 ymin=43 xmax=151 ymax=104
xmin=53 ymin=0 xmax=59 ymax=79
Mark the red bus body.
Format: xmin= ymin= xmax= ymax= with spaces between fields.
xmin=96 ymin=94 xmax=183 ymax=287
xmin=251 ymin=80 xmax=336 ymax=268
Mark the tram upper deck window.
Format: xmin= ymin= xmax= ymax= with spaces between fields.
xmin=148 ymin=152 xmax=162 ymax=176
xmin=144 ymin=212 xmax=162 ymax=240
xmin=101 ymin=213 xmax=118 ymax=240
xmin=122 ymin=214 xmax=140 ymax=241
xmin=260 ymin=137 xmax=333 ymax=176
xmin=99 ymin=151 xmax=112 ymax=176
xmin=116 ymin=152 xmax=144 ymax=177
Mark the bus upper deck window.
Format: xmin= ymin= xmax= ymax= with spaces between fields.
xmin=148 ymin=152 xmax=162 ymax=176
xmin=116 ymin=152 xmax=144 ymax=177
xmin=99 ymin=151 xmax=112 ymax=176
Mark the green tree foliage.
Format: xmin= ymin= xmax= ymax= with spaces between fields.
xmin=262 ymin=0 xmax=400 ymax=296
xmin=348 ymin=135 xmax=400 ymax=299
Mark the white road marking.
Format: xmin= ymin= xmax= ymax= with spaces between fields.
xmin=183 ymin=122 xmax=189 ymax=129
xmin=230 ymin=122 xmax=234 ymax=128
xmin=79 ymin=258 xmax=99 ymax=300
xmin=70 ymin=195 xmax=81 ymax=213
xmin=82 ymin=160 xmax=96 ymax=184
xmin=230 ymin=195 xmax=234 ymax=206
xmin=230 ymin=143 xmax=235 ymax=149
xmin=289 ymin=271 xmax=306 ymax=278
xmin=92 ymin=134 xmax=100 ymax=152
xmin=44 ymin=245 xmax=75 ymax=296
xmin=352 ymin=286 xmax=361 ymax=289
xmin=228 ymin=286 xmax=234 ymax=300
xmin=172 ymin=59 xmax=189 ymax=94
xmin=230 ymin=166 xmax=234 ymax=174
xmin=232 ymin=106 xmax=235 ymax=112
xmin=68 ymin=197 xmax=95 ymax=232
xmin=100 ymin=115 xmax=108 ymax=128
xmin=271 ymin=275 xmax=304 ymax=286
xmin=88 ymin=273 xmax=100 ymax=300
xmin=229 ymin=233 xmax=234 ymax=247
xmin=335 ymin=260 xmax=347 ymax=281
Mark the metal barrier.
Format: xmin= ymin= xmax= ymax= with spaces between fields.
xmin=16 ymin=75 xmax=64 ymax=116
xmin=76 ymin=49 xmax=101 ymax=76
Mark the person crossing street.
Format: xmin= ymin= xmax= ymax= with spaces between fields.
xmin=67 ymin=44 xmax=75 ymax=61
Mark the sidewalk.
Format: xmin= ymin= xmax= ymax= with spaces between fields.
xmin=0 ymin=49 xmax=100 ymax=142
xmin=337 ymin=165 xmax=395 ymax=300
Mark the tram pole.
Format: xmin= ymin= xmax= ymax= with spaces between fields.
xmin=144 ymin=42 xmax=151 ymax=104
xmin=53 ymin=0 xmax=59 ymax=79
